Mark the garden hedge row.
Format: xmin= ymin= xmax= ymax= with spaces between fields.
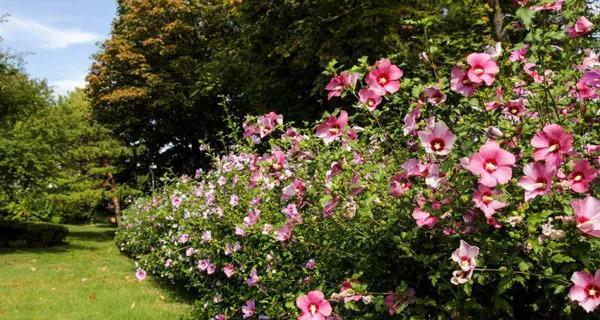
xmin=0 ymin=222 xmax=68 ymax=248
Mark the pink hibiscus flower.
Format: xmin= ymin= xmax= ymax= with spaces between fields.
xmin=385 ymin=289 xmax=416 ymax=315
xmin=467 ymin=140 xmax=516 ymax=187
xmin=424 ymin=86 xmax=447 ymax=106
xmin=581 ymin=70 xmax=600 ymax=90
xmin=485 ymin=86 xmax=504 ymax=111
xmin=338 ymin=280 xmax=363 ymax=303
xmin=270 ymin=150 xmax=286 ymax=171
xmin=178 ymin=233 xmax=189 ymax=244
xmin=466 ymin=53 xmax=499 ymax=86
xmin=579 ymin=49 xmax=599 ymax=71
xmin=206 ymin=263 xmax=216 ymax=275
xmin=567 ymin=16 xmax=594 ymax=38
xmin=185 ymin=247 xmax=196 ymax=257
xmin=572 ymin=195 xmax=600 ymax=238
xmin=577 ymin=70 xmax=600 ymax=100
xmin=412 ymin=207 xmax=437 ymax=229
xmin=358 ymin=88 xmax=382 ymax=111
xmin=315 ymin=111 xmax=348 ymax=144
xmin=402 ymin=107 xmax=421 ymax=136
xmin=450 ymin=66 xmax=481 ymax=96
xmin=529 ymin=0 xmax=563 ymax=11
xmin=325 ymin=71 xmax=359 ymax=100
xmin=524 ymin=63 xmax=545 ymax=83
xmin=451 ymin=269 xmax=475 ymax=285
xmin=247 ymin=268 xmax=260 ymax=286
xmin=365 ymin=58 xmax=403 ymax=95
xmin=451 ymin=240 xmax=479 ymax=271
xmin=171 ymin=195 xmax=182 ymax=208
xmin=390 ymin=173 xmax=412 ymax=197
xmin=509 ymin=45 xmax=528 ymax=62
xmin=568 ymin=160 xmax=598 ymax=193
xmin=198 ymin=259 xmax=210 ymax=272
xmin=296 ymin=290 xmax=332 ymax=320
xmin=417 ymin=121 xmax=457 ymax=156
xmin=425 ymin=163 xmax=447 ymax=189
xmin=323 ymin=196 xmax=340 ymax=217
xmin=229 ymin=194 xmax=239 ymax=207
xmin=569 ymin=270 xmax=600 ymax=313
xmin=281 ymin=179 xmax=306 ymax=202
xmin=201 ymin=230 xmax=212 ymax=243
xmin=531 ymin=124 xmax=573 ymax=168
xmin=502 ymin=99 xmax=527 ymax=120
xmin=283 ymin=203 xmax=303 ymax=225
xmin=243 ymin=209 xmax=260 ymax=228
xmin=518 ymin=162 xmax=555 ymax=201
xmin=258 ymin=112 xmax=283 ymax=138
xmin=401 ymin=158 xmax=430 ymax=177
xmin=244 ymin=112 xmax=284 ymax=141
xmin=472 ymin=185 xmax=506 ymax=218
xmin=223 ymin=263 xmax=235 ymax=278
xmin=242 ymin=299 xmax=255 ymax=319
xmin=275 ymin=224 xmax=294 ymax=242
xmin=135 ymin=268 xmax=146 ymax=281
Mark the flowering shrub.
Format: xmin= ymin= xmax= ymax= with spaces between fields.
xmin=117 ymin=2 xmax=599 ymax=318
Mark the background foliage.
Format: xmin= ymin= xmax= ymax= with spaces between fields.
xmin=0 ymin=50 xmax=133 ymax=221
xmin=87 ymin=0 xmax=495 ymax=182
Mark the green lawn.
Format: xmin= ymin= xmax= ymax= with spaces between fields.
xmin=0 ymin=224 xmax=190 ymax=320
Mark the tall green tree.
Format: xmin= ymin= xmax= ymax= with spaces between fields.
xmin=87 ymin=0 xmax=220 ymax=179
xmin=0 ymin=89 xmax=134 ymax=221
xmin=48 ymin=90 xmax=136 ymax=222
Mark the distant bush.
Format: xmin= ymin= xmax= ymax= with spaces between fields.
xmin=0 ymin=222 xmax=68 ymax=248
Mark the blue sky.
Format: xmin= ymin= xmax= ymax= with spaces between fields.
xmin=0 ymin=1 xmax=117 ymax=96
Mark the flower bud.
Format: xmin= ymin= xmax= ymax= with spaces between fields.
xmin=486 ymin=126 xmax=504 ymax=140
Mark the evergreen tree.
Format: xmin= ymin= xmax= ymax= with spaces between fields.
xmin=0 ymin=88 xmax=134 ymax=221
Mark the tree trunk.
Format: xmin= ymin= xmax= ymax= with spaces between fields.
xmin=101 ymin=158 xmax=122 ymax=227
xmin=491 ymin=0 xmax=506 ymax=42
xmin=107 ymin=171 xmax=122 ymax=226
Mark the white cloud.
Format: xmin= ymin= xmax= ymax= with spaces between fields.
xmin=0 ymin=15 xmax=101 ymax=49
xmin=51 ymin=79 xmax=86 ymax=96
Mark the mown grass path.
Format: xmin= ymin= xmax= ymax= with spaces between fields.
xmin=0 ymin=224 xmax=190 ymax=319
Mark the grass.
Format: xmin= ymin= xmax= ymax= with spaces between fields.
xmin=0 ymin=224 xmax=191 ymax=320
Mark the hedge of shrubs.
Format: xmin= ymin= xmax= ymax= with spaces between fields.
xmin=0 ymin=222 xmax=68 ymax=248
xmin=117 ymin=2 xmax=599 ymax=319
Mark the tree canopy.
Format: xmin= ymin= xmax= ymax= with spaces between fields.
xmin=87 ymin=0 xmax=495 ymax=180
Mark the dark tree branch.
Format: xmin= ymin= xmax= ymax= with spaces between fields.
xmin=490 ymin=0 xmax=507 ymax=42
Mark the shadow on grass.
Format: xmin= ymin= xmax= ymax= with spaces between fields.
xmin=153 ymin=278 xmax=199 ymax=306
xmin=67 ymin=229 xmax=115 ymax=242
xmin=0 ymin=225 xmax=116 ymax=255
xmin=0 ymin=243 xmax=99 ymax=255
xmin=94 ymin=223 xmax=117 ymax=229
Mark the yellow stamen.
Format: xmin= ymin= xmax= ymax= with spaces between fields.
xmin=485 ymin=162 xmax=497 ymax=171
xmin=482 ymin=195 xmax=494 ymax=203
xmin=535 ymin=182 xmax=546 ymax=190
xmin=310 ymin=304 xmax=317 ymax=315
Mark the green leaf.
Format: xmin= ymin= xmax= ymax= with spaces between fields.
xmin=516 ymin=7 xmax=534 ymax=29
xmin=551 ymin=254 xmax=575 ymax=264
